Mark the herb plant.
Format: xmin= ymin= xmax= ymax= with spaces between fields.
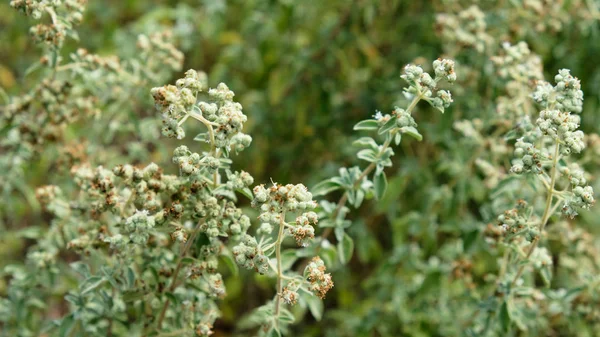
xmin=1 ymin=1 xmax=600 ymax=337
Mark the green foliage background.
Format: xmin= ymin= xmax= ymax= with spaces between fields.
xmin=2 ymin=0 xmax=600 ymax=336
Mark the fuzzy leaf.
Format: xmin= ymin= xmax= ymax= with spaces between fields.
xmin=373 ymin=171 xmax=387 ymax=200
xmin=305 ymin=294 xmax=324 ymax=321
xmin=312 ymin=179 xmax=342 ymax=196
xmin=378 ymin=117 xmax=396 ymax=134
xmin=400 ymin=126 xmax=423 ymax=141
xmin=338 ymin=233 xmax=354 ymax=264
xmin=353 ymin=119 xmax=379 ymax=130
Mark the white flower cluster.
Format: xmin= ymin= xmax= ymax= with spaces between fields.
xmin=510 ymin=138 xmax=543 ymax=174
xmin=394 ymin=107 xmax=417 ymax=128
xmin=252 ymin=183 xmax=317 ymax=214
xmin=533 ymin=69 xmax=584 ymax=114
xmin=563 ymin=185 xmax=595 ymax=219
xmin=491 ymin=41 xmax=543 ymax=81
xmin=203 ymin=83 xmax=252 ymax=152
xmin=292 ymin=211 xmax=318 ymax=247
xmin=11 ymin=0 xmax=86 ymax=49
xmin=151 ymin=70 xmax=206 ymax=139
xmin=172 ymin=145 xmax=220 ymax=175
xmin=232 ymin=234 xmax=269 ymax=274
xmin=401 ymin=59 xmax=455 ymax=113
xmin=225 ymin=170 xmax=254 ymax=190
xmin=536 ymin=109 xmax=584 ymax=155
xmin=435 ymin=5 xmax=490 ymax=52
xmin=304 ymin=257 xmax=334 ymax=299
xmin=124 ymin=210 xmax=156 ymax=244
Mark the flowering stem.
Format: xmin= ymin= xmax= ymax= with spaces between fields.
xmin=156 ymin=219 xmax=205 ymax=330
xmin=511 ymin=139 xmax=560 ymax=287
xmin=274 ymin=209 xmax=287 ymax=328
xmin=320 ymin=93 xmax=423 ymax=242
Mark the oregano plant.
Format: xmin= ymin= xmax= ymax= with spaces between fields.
xmin=2 ymin=1 xmax=599 ymax=337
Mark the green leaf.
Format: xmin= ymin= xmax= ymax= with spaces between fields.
xmin=354 ymin=189 xmax=365 ymax=208
xmin=193 ymin=132 xmax=207 ymax=142
xmin=394 ymin=133 xmax=402 ymax=145
xmin=16 ymin=226 xmax=43 ymax=239
xmin=126 ymin=267 xmax=136 ymax=288
xmin=281 ymin=250 xmax=299 ymax=271
xmin=80 ymin=276 xmax=105 ymax=295
xmin=305 ymin=294 xmax=324 ymax=321
xmin=357 ymin=149 xmax=378 ymax=163
xmin=373 ymin=171 xmax=387 ymax=200
xmin=220 ymin=252 xmax=239 ymax=276
xmin=312 ymin=179 xmax=342 ymax=196
xmin=338 ymin=233 xmax=354 ymax=264
xmin=266 ymin=327 xmax=281 ymax=337
xmin=122 ymin=290 xmax=146 ymax=302
xmin=539 ymin=265 xmax=552 ymax=287
xmin=463 ymin=229 xmax=480 ymax=252
xmin=499 ymin=300 xmax=512 ymax=332
xmin=237 ymin=187 xmax=254 ymax=200
xmin=24 ymin=61 xmax=42 ymax=77
xmin=352 ymin=137 xmax=379 ymax=150
xmin=319 ymin=245 xmax=338 ymax=267
xmin=57 ymin=314 xmax=75 ymax=337
xmin=278 ymin=308 xmax=295 ymax=323
xmin=378 ymin=117 xmax=396 ymax=135
xmin=400 ymin=126 xmax=423 ymax=141
xmin=353 ymin=119 xmax=379 ymax=130
xmin=165 ymin=292 xmax=178 ymax=305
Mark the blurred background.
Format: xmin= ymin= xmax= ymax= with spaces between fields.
xmin=2 ymin=0 xmax=600 ymax=336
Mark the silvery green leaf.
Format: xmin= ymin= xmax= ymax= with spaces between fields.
xmin=353 ymin=137 xmax=379 ymax=150
xmin=338 ymin=233 xmax=354 ymax=264
xmin=373 ymin=171 xmax=387 ymax=200
xmin=357 ymin=149 xmax=378 ymax=163
xmin=353 ymin=119 xmax=379 ymax=130
xmin=312 ymin=178 xmax=342 ymax=196
xmin=400 ymin=126 xmax=423 ymax=141
xmin=378 ymin=117 xmax=397 ymax=135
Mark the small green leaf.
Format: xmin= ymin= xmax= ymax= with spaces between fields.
xmin=278 ymin=308 xmax=295 ymax=323
xmin=352 ymin=137 xmax=379 ymax=150
xmin=165 ymin=292 xmax=178 ymax=305
xmin=539 ymin=265 xmax=552 ymax=287
xmin=394 ymin=133 xmax=402 ymax=145
xmin=24 ymin=61 xmax=42 ymax=77
xmin=126 ymin=267 xmax=136 ymax=288
xmin=237 ymin=187 xmax=254 ymax=200
xmin=378 ymin=117 xmax=396 ymax=135
xmin=305 ymin=294 xmax=324 ymax=321
xmin=499 ymin=300 xmax=512 ymax=332
xmin=353 ymin=119 xmax=379 ymax=130
xmin=312 ymin=179 xmax=342 ymax=196
xmin=338 ymin=233 xmax=354 ymax=264
xmin=266 ymin=327 xmax=282 ymax=337
xmin=353 ymin=189 xmax=365 ymax=208
xmin=181 ymin=257 xmax=197 ymax=265
xmin=357 ymin=149 xmax=378 ymax=163
xmin=122 ymin=290 xmax=146 ymax=302
xmin=373 ymin=172 xmax=387 ymax=200
xmin=57 ymin=314 xmax=75 ymax=337
xmin=400 ymin=126 xmax=423 ymax=141
xmin=80 ymin=276 xmax=105 ymax=295
xmin=281 ymin=250 xmax=299 ymax=271
xmin=220 ymin=252 xmax=239 ymax=276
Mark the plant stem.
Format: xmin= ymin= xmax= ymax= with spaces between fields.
xmin=511 ymin=139 xmax=560 ymax=286
xmin=320 ymin=93 xmax=423 ymax=242
xmin=273 ymin=209 xmax=287 ymax=328
xmin=156 ymin=219 xmax=205 ymax=330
